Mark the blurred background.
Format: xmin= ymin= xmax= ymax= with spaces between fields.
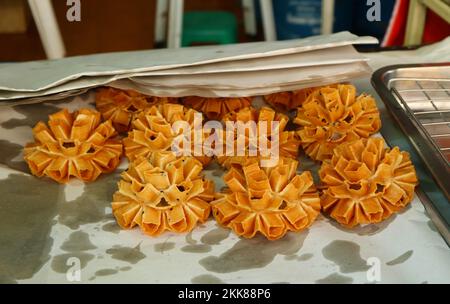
xmin=0 ymin=0 xmax=449 ymax=61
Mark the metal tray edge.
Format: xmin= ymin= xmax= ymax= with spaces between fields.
xmin=371 ymin=63 xmax=450 ymax=245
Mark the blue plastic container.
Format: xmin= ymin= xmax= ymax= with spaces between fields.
xmin=269 ymin=0 xmax=395 ymax=42
xmin=272 ymin=0 xmax=323 ymax=39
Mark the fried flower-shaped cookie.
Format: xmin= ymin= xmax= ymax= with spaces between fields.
xmin=112 ymin=152 xmax=215 ymax=236
xmin=212 ymin=158 xmax=320 ymax=240
xmin=96 ymin=87 xmax=176 ymax=132
xmin=319 ymin=137 xmax=418 ymax=227
xmin=216 ymin=107 xmax=300 ymax=168
xmin=294 ymin=84 xmax=381 ymax=161
xmin=123 ymin=103 xmax=211 ymax=166
xmin=182 ymin=96 xmax=252 ymax=120
xmin=24 ymin=108 xmax=122 ymax=183
xmin=264 ymin=85 xmax=334 ymax=111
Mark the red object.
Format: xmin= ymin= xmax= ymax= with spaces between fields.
xmin=423 ymin=10 xmax=450 ymax=44
xmin=382 ymin=0 xmax=450 ymax=47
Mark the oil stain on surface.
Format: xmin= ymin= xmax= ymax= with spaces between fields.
xmin=203 ymin=162 xmax=225 ymax=189
xmin=0 ymin=174 xmax=63 ymax=282
xmin=315 ymin=272 xmax=354 ymax=284
xmin=0 ymin=274 xmax=18 ymax=284
xmin=322 ymin=240 xmax=369 ymax=273
xmin=51 ymin=253 xmax=95 ymax=274
xmin=106 ymin=244 xmax=146 ymax=264
xmin=199 ymin=231 xmax=309 ymax=273
xmin=386 ymin=250 xmax=413 ymax=266
xmin=0 ymin=140 xmax=28 ymax=173
xmin=51 ymin=231 xmax=96 ymax=274
xmin=95 ymin=268 xmax=119 ymax=276
xmin=200 ymin=226 xmax=230 ymax=245
xmin=154 ymin=242 xmax=176 ymax=253
xmin=1 ymin=103 xmax=60 ymax=129
xmin=204 ymin=162 xmax=223 ymax=178
xmin=212 ymin=169 xmax=223 ymax=177
xmin=328 ymin=215 xmax=396 ymax=236
xmin=58 ymin=173 xmax=120 ymax=229
xmin=191 ymin=274 xmax=225 ymax=284
xmin=185 ymin=230 xmax=197 ymax=245
xmin=181 ymin=244 xmax=212 ymax=253
xmin=89 ymin=266 xmax=132 ymax=281
xmin=60 ymin=231 xmax=97 ymax=252
xmin=102 ymin=221 xmax=121 ymax=234
xmin=285 ymin=253 xmax=313 ymax=262
xmin=181 ymin=230 xmax=212 ymax=253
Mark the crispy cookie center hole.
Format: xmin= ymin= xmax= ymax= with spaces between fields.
xmin=375 ymin=183 xmax=384 ymax=193
xmin=279 ymin=201 xmax=287 ymax=210
xmin=344 ymin=115 xmax=352 ymax=123
xmin=127 ymin=105 xmax=138 ymax=112
xmin=62 ymin=141 xmax=76 ymax=148
xmin=87 ymin=147 xmax=96 ymax=153
xmin=177 ymin=185 xmax=185 ymax=192
xmin=157 ymin=198 xmax=169 ymax=207
xmin=349 ymin=183 xmax=362 ymax=190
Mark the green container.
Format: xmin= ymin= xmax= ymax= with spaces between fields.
xmin=182 ymin=11 xmax=238 ymax=47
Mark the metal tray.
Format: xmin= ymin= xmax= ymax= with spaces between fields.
xmin=372 ymin=63 xmax=450 ymax=244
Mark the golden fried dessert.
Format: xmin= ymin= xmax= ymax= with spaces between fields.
xmin=182 ymin=96 xmax=252 ymax=120
xmin=211 ymin=158 xmax=320 ymax=240
xmin=24 ymin=108 xmax=122 ymax=183
xmin=95 ymin=87 xmax=176 ymax=132
xmin=264 ymin=88 xmax=316 ymax=111
xmin=216 ymin=106 xmax=300 ymax=168
xmin=112 ymin=152 xmax=215 ymax=236
xmin=264 ymin=85 xmax=340 ymax=111
xmin=123 ymin=103 xmax=211 ymax=166
xmin=294 ymin=84 xmax=381 ymax=161
xmin=319 ymin=137 xmax=418 ymax=227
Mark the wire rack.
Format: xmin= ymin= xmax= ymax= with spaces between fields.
xmin=390 ymin=78 xmax=450 ymax=166
xmin=373 ymin=63 xmax=450 ymax=244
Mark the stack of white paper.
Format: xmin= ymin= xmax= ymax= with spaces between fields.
xmin=0 ymin=32 xmax=378 ymax=105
